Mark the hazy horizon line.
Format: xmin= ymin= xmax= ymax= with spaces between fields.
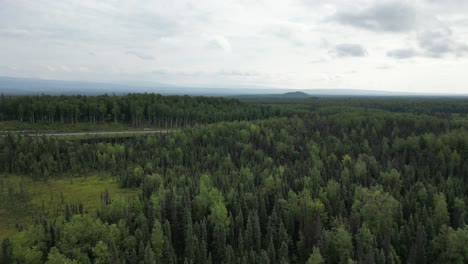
xmin=0 ymin=75 xmax=467 ymax=97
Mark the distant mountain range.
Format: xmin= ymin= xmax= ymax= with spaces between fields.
xmin=0 ymin=76 xmax=179 ymax=95
xmin=0 ymin=76 xmax=466 ymax=97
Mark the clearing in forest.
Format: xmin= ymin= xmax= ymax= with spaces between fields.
xmin=0 ymin=175 xmax=137 ymax=241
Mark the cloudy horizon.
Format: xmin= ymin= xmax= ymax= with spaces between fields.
xmin=1 ymin=0 xmax=468 ymax=93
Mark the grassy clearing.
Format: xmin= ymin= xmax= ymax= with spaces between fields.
xmin=0 ymin=120 xmax=160 ymax=133
xmin=55 ymin=131 xmax=171 ymax=141
xmin=0 ymin=174 xmax=137 ymax=241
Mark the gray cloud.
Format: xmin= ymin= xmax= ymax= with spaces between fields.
xmin=125 ymin=51 xmax=155 ymax=61
xmin=386 ymin=27 xmax=468 ymax=59
xmin=121 ymin=12 xmax=181 ymax=40
xmin=387 ymin=49 xmax=418 ymax=59
xmin=334 ymin=44 xmax=367 ymax=57
xmin=332 ymin=2 xmax=417 ymax=32
xmin=387 ymin=28 xmax=468 ymax=59
xmin=0 ymin=1 xmax=180 ymax=45
xmin=417 ymin=28 xmax=468 ymax=58
xmin=425 ymin=0 xmax=468 ymax=8
xmin=0 ymin=28 xmax=33 ymax=39
xmin=264 ymin=22 xmax=309 ymax=46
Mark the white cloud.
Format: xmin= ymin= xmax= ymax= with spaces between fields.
xmin=208 ymin=35 xmax=232 ymax=52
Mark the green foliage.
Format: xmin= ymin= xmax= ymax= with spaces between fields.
xmin=10 ymin=225 xmax=47 ymax=264
xmin=307 ymin=247 xmax=324 ymax=264
xmin=92 ymin=241 xmax=110 ymax=264
xmin=151 ymin=220 xmax=164 ymax=261
xmin=352 ymin=186 xmax=399 ymax=235
xmin=45 ymin=247 xmax=79 ymax=264
xmin=0 ymin=94 xmax=291 ymax=128
xmin=2 ymin=95 xmax=468 ymax=263
xmin=433 ymin=193 xmax=450 ymax=231
xmin=194 ymin=174 xmax=225 ymax=219
xmin=208 ymin=201 xmax=229 ymax=230
xmin=432 ymin=226 xmax=468 ymax=264
xmin=324 ymin=224 xmax=353 ymax=264
xmin=58 ymin=215 xmax=119 ymax=262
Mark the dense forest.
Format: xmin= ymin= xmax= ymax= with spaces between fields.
xmin=1 ymin=94 xmax=468 ymax=264
xmin=0 ymin=94 xmax=301 ymax=127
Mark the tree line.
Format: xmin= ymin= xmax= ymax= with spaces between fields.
xmin=0 ymin=94 xmax=301 ymax=127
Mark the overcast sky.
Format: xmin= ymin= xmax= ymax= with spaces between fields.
xmin=1 ymin=0 xmax=468 ymax=93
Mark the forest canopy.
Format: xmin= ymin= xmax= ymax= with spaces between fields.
xmin=1 ymin=94 xmax=468 ymax=264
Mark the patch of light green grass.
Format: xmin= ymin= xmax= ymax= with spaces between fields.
xmin=0 ymin=174 xmax=137 ymax=241
xmin=0 ymin=120 xmax=145 ymax=132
